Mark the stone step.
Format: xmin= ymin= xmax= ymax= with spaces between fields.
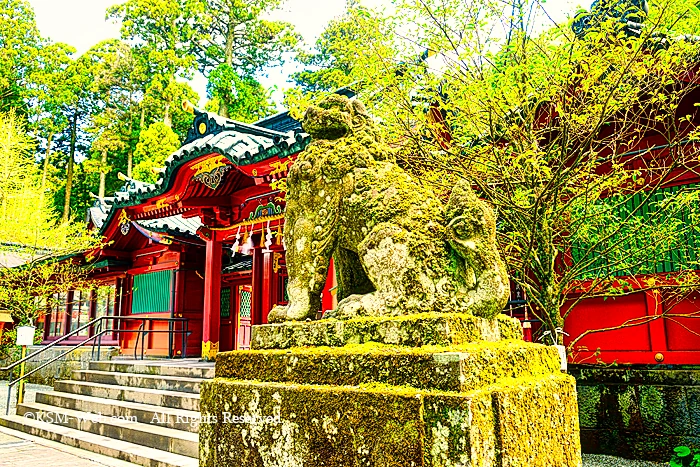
xmin=15 ymin=403 xmax=198 ymax=458
xmin=89 ymin=361 xmax=215 ymax=379
xmin=72 ymin=370 xmax=203 ymax=394
xmin=0 ymin=415 xmax=198 ymax=467
xmin=216 ymin=340 xmax=561 ymax=392
xmin=36 ymin=391 xmax=201 ymax=433
xmin=54 ymin=380 xmax=200 ymax=411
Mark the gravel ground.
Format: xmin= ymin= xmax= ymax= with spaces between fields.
xmin=0 ymin=380 xmax=52 ymax=415
xmin=583 ymin=454 xmax=667 ymax=466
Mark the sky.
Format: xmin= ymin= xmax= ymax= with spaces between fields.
xmin=26 ymin=0 xmax=579 ymax=108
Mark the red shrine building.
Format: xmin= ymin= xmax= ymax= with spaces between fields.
xmin=38 ymin=107 xmax=338 ymax=360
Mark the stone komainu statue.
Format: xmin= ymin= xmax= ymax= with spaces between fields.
xmin=267 ymin=95 xmax=510 ymax=323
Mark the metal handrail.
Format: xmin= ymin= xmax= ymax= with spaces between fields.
xmin=2 ymin=315 xmax=105 ymax=373
xmin=90 ymin=317 xmax=189 ymax=361
xmin=2 ymin=315 xmax=190 ymax=415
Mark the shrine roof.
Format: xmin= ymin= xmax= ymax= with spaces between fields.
xmin=100 ymin=109 xmax=309 ymax=213
xmin=223 ymin=257 xmax=253 ymax=273
xmin=138 ymin=215 xmax=202 ymax=237
xmin=88 ymin=195 xmax=202 ymax=238
xmin=89 ymin=107 xmax=311 ymax=242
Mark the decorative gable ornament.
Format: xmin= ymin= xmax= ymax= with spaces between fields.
xmin=190 ymin=156 xmax=232 ymax=190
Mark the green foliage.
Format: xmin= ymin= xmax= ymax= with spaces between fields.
xmin=192 ymin=0 xmax=300 ymax=74
xmin=290 ymin=0 xmax=700 ymax=343
xmin=0 ymin=0 xmax=285 ymax=226
xmin=0 ymin=111 xmax=98 ymax=326
xmin=0 ymin=257 xmax=95 ymax=326
xmin=190 ymin=0 xmax=300 ymax=118
xmin=206 ymin=64 xmax=274 ymax=122
xmin=670 ymin=446 xmax=700 ymax=467
xmin=291 ymin=5 xmax=380 ymax=93
xmin=107 ymin=0 xmax=198 ymax=80
xmin=0 ymin=111 xmax=84 ymax=247
xmin=0 ymin=0 xmax=41 ymax=114
xmin=132 ymin=122 xmax=180 ymax=183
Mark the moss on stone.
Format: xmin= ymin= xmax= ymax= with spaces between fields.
xmin=252 ymin=312 xmax=522 ymax=350
xmin=270 ymin=95 xmax=510 ymax=323
xmin=618 ymin=386 xmax=637 ymax=429
xmin=490 ymin=374 xmax=582 ymax=467
xmin=216 ymin=340 xmax=560 ymax=393
xmin=200 ymin=379 xmax=427 ymax=467
xmin=572 ymin=367 xmax=700 ymax=461
xmin=200 ymin=373 xmax=581 ymax=467
xmin=639 ymin=385 xmax=664 ymax=427
xmin=576 ymin=385 xmax=602 ymax=429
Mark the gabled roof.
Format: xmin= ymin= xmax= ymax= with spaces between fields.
xmin=138 ymin=215 xmax=202 ymax=237
xmin=100 ymin=109 xmax=310 ymax=214
xmin=88 ymin=193 xmax=202 ymax=238
xmin=90 ymin=107 xmax=311 ymax=243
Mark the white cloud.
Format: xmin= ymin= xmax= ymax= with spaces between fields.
xmin=28 ymin=0 xmax=122 ymax=55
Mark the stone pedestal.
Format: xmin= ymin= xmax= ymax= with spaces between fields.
xmin=199 ymin=313 xmax=582 ymax=467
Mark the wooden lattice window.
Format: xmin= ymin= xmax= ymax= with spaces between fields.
xmin=220 ymin=287 xmax=231 ymax=318
xmin=239 ymin=288 xmax=252 ymax=318
xmin=570 ymin=183 xmax=700 ymax=279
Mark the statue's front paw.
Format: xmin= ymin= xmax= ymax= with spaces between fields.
xmin=267 ymin=305 xmax=289 ymax=323
xmin=332 ymin=294 xmax=370 ymax=320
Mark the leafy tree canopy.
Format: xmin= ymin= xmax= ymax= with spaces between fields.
xmin=206 ymin=64 xmax=274 ymax=122
xmin=0 ymin=0 xmax=41 ymax=113
xmin=286 ymin=0 xmax=700 ymax=343
xmin=291 ymin=3 xmax=381 ymax=93
xmin=132 ymin=121 xmax=180 ymax=183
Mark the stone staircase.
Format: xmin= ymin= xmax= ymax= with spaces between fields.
xmin=0 ymin=360 xmax=214 ymax=467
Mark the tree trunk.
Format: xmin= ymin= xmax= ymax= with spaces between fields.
xmin=61 ymin=113 xmax=77 ymax=223
xmin=217 ymin=15 xmax=236 ymax=120
xmin=163 ymin=100 xmax=172 ymax=128
xmin=219 ymin=98 xmax=229 ymax=119
xmin=139 ymin=102 xmax=146 ymax=131
xmin=126 ymin=97 xmax=138 ymax=178
xmin=98 ymin=147 xmax=108 ymax=199
xmin=127 ymin=149 xmax=133 ymax=178
xmin=40 ymin=132 xmax=53 ymax=205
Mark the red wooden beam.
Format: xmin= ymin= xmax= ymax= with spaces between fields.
xmin=201 ymin=238 xmax=222 ymax=361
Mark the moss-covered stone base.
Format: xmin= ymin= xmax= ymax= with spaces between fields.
xmin=200 ymin=374 xmax=581 ymax=467
xmin=216 ymin=341 xmax=561 ymax=392
xmin=201 ymin=333 xmax=582 ymax=466
xmin=251 ymin=313 xmax=522 ymax=350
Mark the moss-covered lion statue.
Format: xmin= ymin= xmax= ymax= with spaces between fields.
xmin=267 ymin=95 xmax=509 ymax=323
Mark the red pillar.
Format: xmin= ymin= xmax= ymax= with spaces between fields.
xmin=261 ymin=249 xmax=274 ymax=324
xmin=202 ymin=238 xmax=222 ymax=361
xmin=251 ymin=240 xmax=264 ymax=325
